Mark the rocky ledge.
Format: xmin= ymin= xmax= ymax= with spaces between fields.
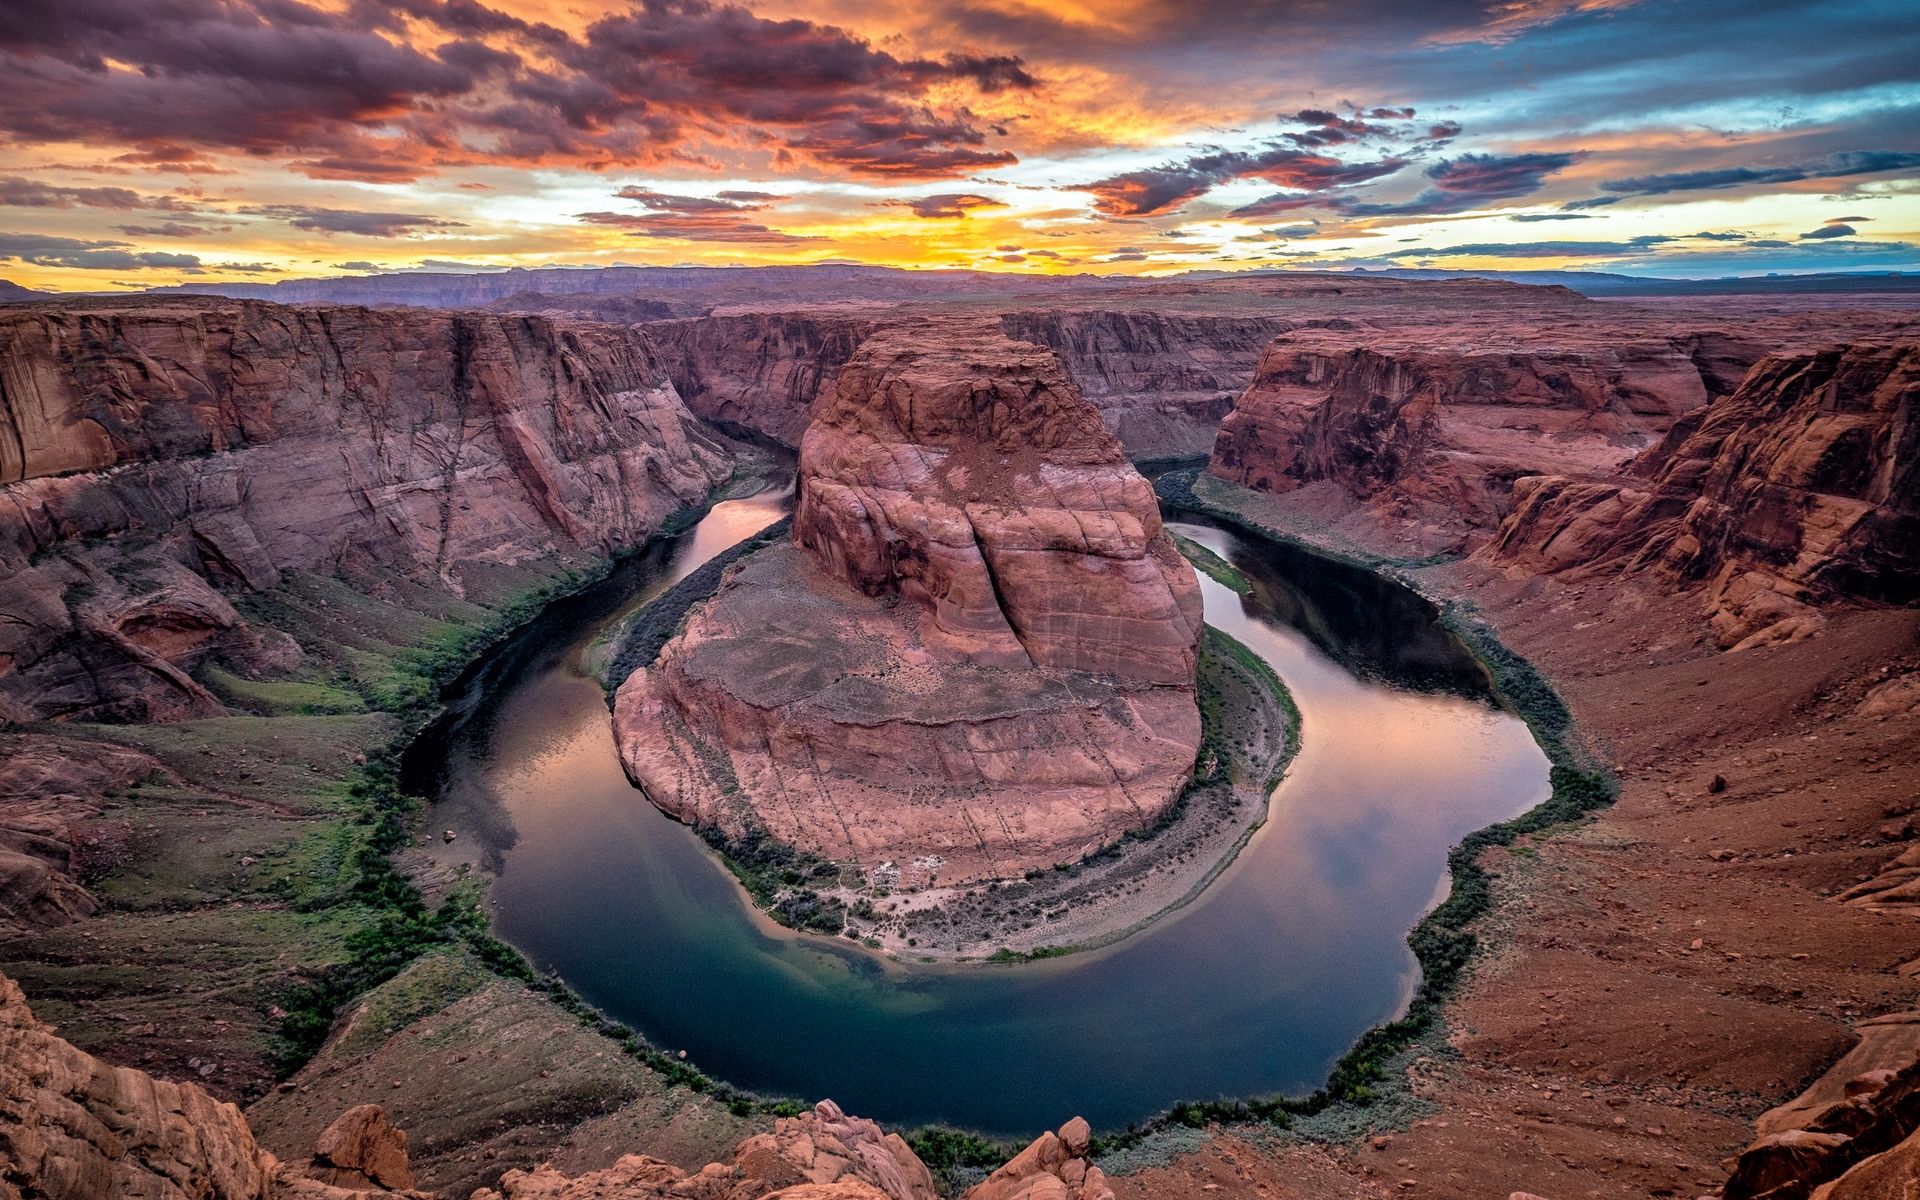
xmin=613 ymin=324 xmax=1202 ymax=886
xmin=1482 ymin=342 xmax=1918 ymax=648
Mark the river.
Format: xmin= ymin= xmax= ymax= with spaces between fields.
xmin=406 ymin=477 xmax=1549 ymax=1134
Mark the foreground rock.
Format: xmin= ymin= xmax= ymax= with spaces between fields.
xmin=968 ymin=1117 xmax=1114 ymax=1200
xmin=1723 ymin=1011 xmax=1920 ymax=1200
xmin=475 ymin=1101 xmax=934 ymax=1200
xmin=0 ymin=298 xmax=733 ymax=724
xmin=0 ymin=971 xmax=427 ymax=1198
xmin=615 ymin=325 xmax=1202 ymax=884
xmin=1483 ymin=343 xmax=1918 ymax=648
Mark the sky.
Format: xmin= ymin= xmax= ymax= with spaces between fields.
xmin=0 ymin=0 xmax=1916 ymax=289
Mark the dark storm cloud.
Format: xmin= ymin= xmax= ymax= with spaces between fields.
xmin=1332 ymin=152 xmax=1585 ymax=216
xmin=1224 ymin=150 xmax=1578 ymax=219
xmin=1801 ymin=223 xmax=1857 ymax=239
xmin=892 ymin=193 xmax=1007 ymax=218
xmin=1574 ymin=150 xmax=1920 ymax=205
xmin=238 ymin=205 xmax=468 ymax=237
xmin=1087 ymin=147 xmax=1409 ymax=216
xmin=0 ymin=0 xmax=1033 ymax=181
xmin=113 ymin=223 xmax=209 ymax=237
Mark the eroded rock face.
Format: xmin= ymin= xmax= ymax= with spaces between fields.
xmin=1483 ymin=344 xmax=1919 ymax=648
xmin=1722 ymin=1011 xmax=1920 ymax=1200
xmin=615 ymin=326 xmax=1202 ymax=883
xmin=796 ymin=330 xmax=1202 ymax=685
xmin=472 ymin=1100 xmax=934 ymax=1200
xmin=0 ymin=971 xmax=424 ymax=1199
xmin=963 ymin=1117 xmax=1113 ymax=1200
xmin=999 ymin=310 xmax=1290 ymax=458
xmin=0 ymin=299 xmax=732 ymax=722
xmin=648 ymin=313 xmax=877 ymax=445
xmin=1208 ymin=327 xmax=1758 ymax=545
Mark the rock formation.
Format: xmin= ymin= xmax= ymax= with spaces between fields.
xmin=1208 ymin=324 xmax=1764 ymax=545
xmin=0 ymin=971 xmax=428 ymax=1198
xmin=998 ymin=310 xmax=1289 ymax=457
xmin=614 ymin=325 xmax=1202 ymax=883
xmin=648 ymin=313 xmax=877 ymax=445
xmin=1482 ymin=343 xmax=1918 ymax=647
xmin=966 ymin=1117 xmax=1113 ymax=1200
xmin=474 ymin=1101 xmax=935 ymax=1200
xmin=1722 ymin=1010 xmax=1920 ymax=1200
xmin=0 ymin=299 xmax=733 ymax=723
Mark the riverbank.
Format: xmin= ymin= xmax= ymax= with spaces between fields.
xmin=596 ymin=522 xmax=1299 ymax=964
xmin=1104 ymin=473 xmax=1920 ymax=1200
xmin=0 ymin=460 xmax=792 ymax=1196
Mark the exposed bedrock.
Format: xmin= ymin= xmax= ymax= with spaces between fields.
xmin=1207 ymin=327 xmax=1767 ymax=545
xmin=998 ymin=309 xmax=1291 ymax=458
xmin=644 ymin=307 xmax=1288 ymax=459
xmin=0 ymin=299 xmax=733 ymax=723
xmin=614 ymin=324 xmax=1203 ymax=884
xmin=1483 ymin=342 xmax=1919 ymax=649
xmin=648 ymin=312 xmax=878 ymax=446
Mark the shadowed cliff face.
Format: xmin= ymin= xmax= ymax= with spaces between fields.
xmin=1483 ymin=343 xmax=1920 ymax=648
xmin=998 ymin=310 xmax=1291 ymax=458
xmin=643 ymin=307 xmax=1290 ymax=460
xmin=615 ymin=324 xmax=1203 ymax=884
xmin=647 ymin=313 xmax=878 ymax=446
xmin=0 ymin=300 xmax=733 ymax=725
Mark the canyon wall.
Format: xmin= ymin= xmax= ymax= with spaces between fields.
xmin=1208 ymin=326 xmax=1766 ymax=545
xmin=643 ymin=307 xmax=1288 ymax=459
xmin=1483 ymin=342 xmax=1919 ymax=647
xmin=0 ymin=299 xmax=733 ymax=726
xmin=647 ymin=312 xmax=877 ymax=445
xmin=998 ymin=310 xmax=1290 ymax=457
xmin=615 ymin=324 xmax=1203 ymax=883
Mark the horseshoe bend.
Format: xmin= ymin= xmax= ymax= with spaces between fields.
xmin=0 ymin=7 xmax=1918 ymax=1195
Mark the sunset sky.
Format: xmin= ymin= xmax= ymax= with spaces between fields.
xmin=1 ymin=0 xmax=1916 ymax=289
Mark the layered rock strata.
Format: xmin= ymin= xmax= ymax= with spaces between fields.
xmin=0 ymin=299 xmax=733 ymax=724
xmin=1208 ymin=325 xmax=1765 ymax=545
xmin=647 ymin=313 xmax=877 ymax=445
xmin=998 ymin=310 xmax=1289 ymax=458
xmin=475 ymin=1101 xmax=936 ymax=1200
xmin=615 ymin=326 xmax=1202 ymax=883
xmin=1482 ymin=343 xmax=1919 ymax=647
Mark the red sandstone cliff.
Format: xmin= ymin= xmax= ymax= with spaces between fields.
xmin=0 ymin=299 xmax=733 ymax=725
xmin=647 ymin=313 xmax=877 ymax=445
xmin=997 ymin=310 xmax=1289 ymax=457
xmin=1208 ymin=325 xmax=1764 ymax=545
xmin=1482 ymin=342 xmax=1919 ymax=647
xmin=614 ymin=324 xmax=1202 ymax=884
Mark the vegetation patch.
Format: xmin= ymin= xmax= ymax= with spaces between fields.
xmin=1173 ymin=532 xmax=1252 ymax=595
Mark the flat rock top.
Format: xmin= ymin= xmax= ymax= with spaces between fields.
xmin=677 ymin=544 xmax=1125 ymax=726
xmin=812 ymin=325 xmax=1124 ymax=466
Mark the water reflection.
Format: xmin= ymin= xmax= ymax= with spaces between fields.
xmin=411 ymin=486 xmax=1549 ymax=1134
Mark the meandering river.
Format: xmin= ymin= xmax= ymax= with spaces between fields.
xmin=406 ymin=478 xmax=1549 ymax=1135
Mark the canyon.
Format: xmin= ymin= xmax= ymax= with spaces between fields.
xmin=0 ymin=272 xmax=1915 ymax=1200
